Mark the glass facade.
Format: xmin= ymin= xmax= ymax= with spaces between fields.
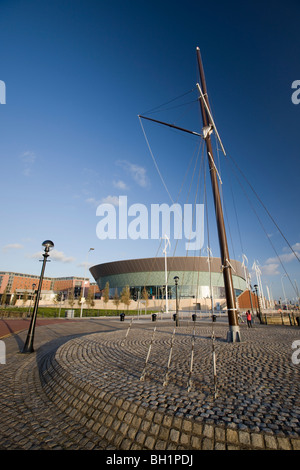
xmin=100 ymin=270 xmax=245 ymax=300
xmin=90 ymin=257 xmax=247 ymax=303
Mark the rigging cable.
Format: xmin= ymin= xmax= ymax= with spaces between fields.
xmin=181 ymin=142 xmax=205 ymax=305
xmin=227 ymin=153 xmax=300 ymax=264
xmin=204 ymin=89 xmax=298 ymax=292
xmin=139 ymin=116 xmax=204 ymax=311
xmin=204 ymin=148 xmax=218 ymax=399
xmin=141 ymin=88 xmax=197 ymax=116
xmin=169 ymin=139 xmax=204 ymax=309
xmin=139 ymin=116 xmax=175 ymax=204
xmin=225 ymin=154 xmax=299 ymax=296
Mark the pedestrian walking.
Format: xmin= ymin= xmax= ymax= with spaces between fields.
xmin=246 ymin=310 xmax=252 ymax=328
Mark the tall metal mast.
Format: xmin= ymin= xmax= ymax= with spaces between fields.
xmin=196 ymin=47 xmax=241 ymax=342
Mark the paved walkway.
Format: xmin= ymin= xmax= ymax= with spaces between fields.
xmin=0 ymin=317 xmax=77 ymax=339
xmin=0 ymin=317 xmax=299 ymax=451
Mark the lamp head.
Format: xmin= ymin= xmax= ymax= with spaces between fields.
xmin=42 ymin=240 xmax=54 ymax=252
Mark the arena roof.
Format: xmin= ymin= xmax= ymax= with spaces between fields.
xmin=90 ymin=256 xmax=245 ymax=280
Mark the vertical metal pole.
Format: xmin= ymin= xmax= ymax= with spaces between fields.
xmin=163 ymin=235 xmax=171 ymax=314
xmin=196 ymin=47 xmax=241 ymax=342
xmin=121 ymin=317 xmax=133 ymax=346
xmin=22 ymin=247 xmax=50 ymax=353
xmin=140 ymin=326 xmax=157 ymax=381
xmin=187 ymin=324 xmax=195 ymax=392
xmin=254 ymin=284 xmax=263 ymax=323
xmin=212 ymin=332 xmax=218 ymax=399
xmin=58 ymin=292 xmax=64 ymax=318
xmin=294 ymin=280 xmax=300 ymax=307
xmin=174 ymin=276 xmax=179 ymax=327
xmin=80 ymin=248 xmax=94 ymax=318
xmin=249 ymin=282 xmax=254 ymax=316
xmin=281 ymin=274 xmax=288 ymax=310
xmin=163 ymin=327 xmax=176 ymax=386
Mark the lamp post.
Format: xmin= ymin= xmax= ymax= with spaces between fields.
xmin=80 ymin=248 xmax=94 ymax=318
xmin=58 ymin=291 xmax=64 ymax=318
xmin=163 ymin=235 xmax=170 ymax=315
xmin=174 ymin=276 xmax=179 ymax=327
xmin=281 ymin=274 xmax=288 ymax=310
xmin=294 ymin=280 xmax=300 ymax=308
xmin=28 ymin=283 xmax=36 ymax=316
xmin=254 ymin=284 xmax=262 ymax=323
xmin=22 ymin=240 xmax=54 ymax=353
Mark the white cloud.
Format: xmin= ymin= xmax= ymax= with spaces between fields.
xmin=265 ymin=251 xmax=300 ymax=265
xmin=20 ymin=151 xmax=36 ymax=164
xmin=20 ymin=151 xmax=36 ymax=176
xmin=260 ymin=241 xmax=300 ymax=275
xmin=101 ymin=195 xmax=120 ymax=206
xmin=260 ymin=263 xmax=280 ymax=276
xmin=116 ymin=160 xmax=148 ymax=188
xmin=28 ymin=249 xmax=75 ymax=263
xmin=51 ymin=250 xmax=75 ymax=263
xmin=77 ymin=262 xmax=92 ymax=269
xmin=113 ymin=180 xmax=128 ymax=190
xmin=2 ymin=243 xmax=24 ymax=252
xmin=85 ymin=197 xmax=101 ymax=207
xmin=86 ymin=195 xmax=120 ymax=207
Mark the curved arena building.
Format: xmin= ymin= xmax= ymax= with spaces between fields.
xmin=90 ymin=257 xmax=246 ymax=309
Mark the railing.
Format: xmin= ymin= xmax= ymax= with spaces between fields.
xmin=259 ymin=309 xmax=299 ymax=326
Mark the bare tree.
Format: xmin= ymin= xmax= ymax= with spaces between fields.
xmin=86 ymin=289 xmax=95 ymax=309
xmin=0 ymin=287 xmax=8 ymax=306
xmin=103 ymin=282 xmax=110 ymax=313
xmin=68 ymin=288 xmax=75 ymax=308
xmin=142 ymin=286 xmax=149 ymax=308
xmin=113 ymin=288 xmax=120 ymax=312
xmin=22 ymin=290 xmax=29 ymax=306
xmin=121 ymin=285 xmax=131 ymax=312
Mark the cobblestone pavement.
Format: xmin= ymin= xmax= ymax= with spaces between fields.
xmin=0 ymin=317 xmax=299 ymax=451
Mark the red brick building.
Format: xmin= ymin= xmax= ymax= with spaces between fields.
xmin=0 ymin=271 xmax=100 ymax=304
xmin=237 ymin=289 xmax=259 ymax=310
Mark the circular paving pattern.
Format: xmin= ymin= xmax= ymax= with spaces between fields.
xmin=38 ymin=323 xmax=300 ymax=449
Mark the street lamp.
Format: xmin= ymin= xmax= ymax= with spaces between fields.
xmin=22 ymin=240 xmax=54 ymax=353
xmin=254 ymin=284 xmax=262 ymax=323
xmin=281 ymin=274 xmax=288 ymax=310
xmin=58 ymin=291 xmax=64 ymax=318
xmin=28 ymin=283 xmax=36 ymax=316
xmin=80 ymin=248 xmax=94 ymax=318
xmin=248 ymin=283 xmax=254 ymax=316
xmin=294 ymin=280 xmax=300 ymax=308
xmin=174 ymin=276 xmax=179 ymax=327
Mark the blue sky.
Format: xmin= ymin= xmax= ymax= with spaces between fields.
xmin=0 ymin=0 xmax=299 ymax=302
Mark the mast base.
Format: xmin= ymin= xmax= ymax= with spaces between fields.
xmin=227 ymin=325 xmax=241 ymax=343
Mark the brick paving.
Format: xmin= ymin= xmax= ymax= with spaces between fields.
xmin=0 ymin=318 xmax=76 ymax=339
xmin=0 ymin=317 xmax=299 ymax=450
